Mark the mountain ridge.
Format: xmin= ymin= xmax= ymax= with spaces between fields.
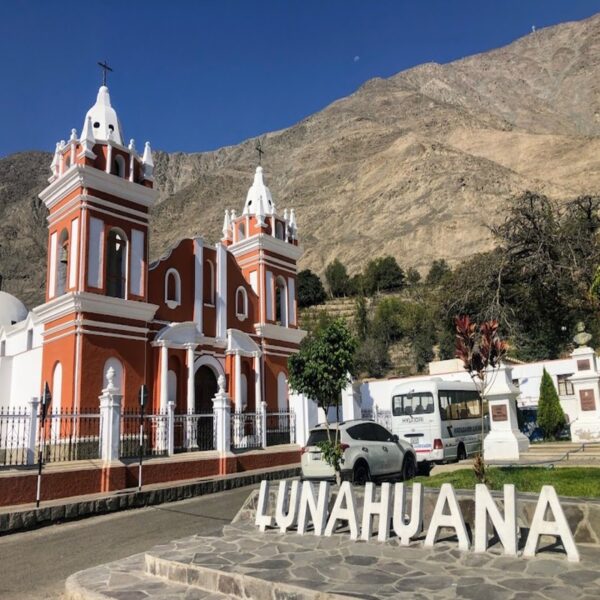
xmin=1 ymin=13 xmax=600 ymax=308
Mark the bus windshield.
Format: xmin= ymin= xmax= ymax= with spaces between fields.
xmin=392 ymin=392 xmax=435 ymax=416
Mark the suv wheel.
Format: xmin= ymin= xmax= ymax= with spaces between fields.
xmin=402 ymin=454 xmax=417 ymax=481
xmin=352 ymin=461 xmax=371 ymax=485
xmin=457 ymin=443 xmax=467 ymax=462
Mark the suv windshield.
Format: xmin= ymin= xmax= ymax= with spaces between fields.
xmin=392 ymin=392 xmax=434 ymax=416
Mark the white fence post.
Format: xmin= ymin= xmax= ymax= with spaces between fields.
xmin=26 ymin=397 xmax=40 ymax=465
xmin=167 ymin=400 xmax=175 ymax=456
xmin=99 ymin=367 xmax=122 ymax=462
xmin=212 ymin=375 xmax=231 ymax=453
xmin=259 ymin=401 xmax=267 ymax=448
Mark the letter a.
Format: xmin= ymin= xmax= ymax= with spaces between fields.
xmin=324 ymin=481 xmax=360 ymax=539
xmin=392 ymin=482 xmax=424 ymax=545
xmin=255 ymin=480 xmax=273 ymax=532
xmin=424 ymin=483 xmax=470 ymax=551
xmin=474 ymin=484 xmax=518 ymax=555
xmin=523 ymin=485 xmax=579 ymax=562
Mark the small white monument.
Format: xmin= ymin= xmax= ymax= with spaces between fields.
xmin=568 ymin=323 xmax=600 ymax=442
xmin=483 ymin=365 xmax=529 ymax=461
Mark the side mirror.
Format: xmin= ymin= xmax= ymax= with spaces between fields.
xmin=391 ymin=434 xmax=399 ymax=443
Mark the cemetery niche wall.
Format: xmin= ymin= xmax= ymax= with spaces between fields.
xmin=255 ymin=480 xmax=581 ymax=562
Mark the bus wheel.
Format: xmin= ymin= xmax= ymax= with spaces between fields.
xmin=402 ymin=454 xmax=417 ymax=481
xmin=352 ymin=461 xmax=371 ymax=485
xmin=457 ymin=444 xmax=467 ymax=462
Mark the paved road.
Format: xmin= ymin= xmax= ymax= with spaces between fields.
xmin=0 ymin=485 xmax=258 ymax=600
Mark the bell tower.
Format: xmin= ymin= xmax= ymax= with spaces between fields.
xmin=34 ymin=83 xmax=159 ymax=410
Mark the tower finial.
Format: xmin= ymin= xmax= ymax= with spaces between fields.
xmin=97 ymin=60 xmax=113 ymax=86
xmin=255 ymin=138 xmax=264 ymax=166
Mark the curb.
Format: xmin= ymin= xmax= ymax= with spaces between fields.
xmin=0 ymin=465 xmax=300 ymax=536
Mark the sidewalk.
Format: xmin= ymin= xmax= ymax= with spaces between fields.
xmin=0 ymin=463 xmax=300 ymax=536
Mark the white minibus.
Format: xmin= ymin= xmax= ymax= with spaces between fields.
xmin=390 ymin=379 xmax=489 ymax=466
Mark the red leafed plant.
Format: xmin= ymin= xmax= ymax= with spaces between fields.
xmin=454 ymin=315 xmax=508 ymax=483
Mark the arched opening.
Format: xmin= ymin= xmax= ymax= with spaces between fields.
xmin=275 ymin=221 xmax=285 ymax=240
xmin=236 ymin=287 xmax=248 ymax=320
xmin=194 ymin=365 xmax=218 ymax=414
xmin=238 ymin=222 xmax=246 ymax=241
xmin=275 ymin=276 xmax=287 ymax=326
xmin=56 ymin=229 xmax=69 ymax=296
xmin=164 ymin=268 xmax=181 ymax=308
xmin=106 ymin=229 xmax=127 ymax=299
xmin=204 ymin=259 xmax=215 ymax=305
xmin=112 ymin=155 xmax=126 ymax=178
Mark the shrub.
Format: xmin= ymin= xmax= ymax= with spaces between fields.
xmin=325 ymin=259 xmax=349 ymax=297
xmin=297 ymin=269 xmax=326 ymax=308
xmin=364 ymin=256 xmax=405 ymax=295
xmin=537 ymin=368 xmax=566 ymax=440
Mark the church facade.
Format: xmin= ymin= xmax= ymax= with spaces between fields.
xmin=0 ymin=85 xmax=305 ymax=416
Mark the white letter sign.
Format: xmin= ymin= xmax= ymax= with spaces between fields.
xmin=474 ymin=484 xmax=518 ymax=556
xmin=424 ymin=483 xmax=470 ymax=551
xmin=361 ymin=482 xmax=392 ymax=541
xmin=297 ymin=481 xmax=330 ymax=536
xmin=255 ymin=480 xmax=273 ymax=532
xmin=275 ymin=480 xmax=301 ymax=533
xmin=324 ymin=481 xmax=360 ymax=539
xmin=393 ymin=483 xmax=424 ymax=545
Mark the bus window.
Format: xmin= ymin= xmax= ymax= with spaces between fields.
xmin=439 ymin=389 xmax=481 ymax=420
xmin=392 ymin=393 xmax=434 ymax=416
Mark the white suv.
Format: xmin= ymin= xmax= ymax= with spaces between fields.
xmin=300 ymin=420 xmax=417 ymax=484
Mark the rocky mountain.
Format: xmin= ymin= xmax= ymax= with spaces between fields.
xmin=2 ymin=13 xmax=600 ymax=309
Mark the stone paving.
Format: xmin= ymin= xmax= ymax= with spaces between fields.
xmin=66 ymin=488 xmax=600 ymax=600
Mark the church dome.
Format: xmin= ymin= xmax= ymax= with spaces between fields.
xmin=82 ymin=86 xmax=124 ymax=145
xmin=243 ymin=167 xmax=276 ymax=218
xmin=0 ymin=291 xmax=28 ymax=328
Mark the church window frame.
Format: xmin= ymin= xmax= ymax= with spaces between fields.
xmin=56 ymin=228 xmax=69 ymax=296
xmin=275 ymin=276 xmax=288 ymax=327
xmin=275 ymin=220 xmax=285 ymax=240
xmin=204 ymin=259 xmax=215 ymax=306
xmin=235 ymin=286 xmax=248 ymax=321
xmin=113 ymin=154 xmax=126 ymax=178
xmin=164 ymin=268 xmax=182 ymax=309
xmin=237 ymin=222 xmax=246 ymax=241
xmin=105 ymin=228 xmax=128 ymax=299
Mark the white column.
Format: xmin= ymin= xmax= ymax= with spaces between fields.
xmin=234 ymin=352 xmax=242 ymax=414
xmin=254 ymin=352 xmax=262 ymax=409
xmin=289 ymin=392 xmax=318 ymax=447
xmin=185 ymin=345 xmax=196 ymax=449
xmin=259 ymin=400 xmax=268 ymax=448
xmin=483 ymin=365 xmax=529 ymax=461
xmin=212 ymin=375 xmax=231 ymax=453
xmin=160 ymin=345 xmax=169 ymax=411
xmin=167 ymin=400 xmax=175 ymax=456
xmin=568 ymin=345 xmax=600 ymax=443
xmin=26 ymin=398 xmax=40 ymax=465
xmin=99 ymin=367 xmax=122 ymax=462
xmin=105 ymin=144 xmax=112 ymax=174
xmin=342 ymin=377 xmax=361 ymax=421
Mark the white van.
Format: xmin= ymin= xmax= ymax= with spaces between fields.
xmin=390 ymin=379 xmax=488 ymax=466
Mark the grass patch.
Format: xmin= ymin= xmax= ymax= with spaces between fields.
xmin=412 ymin=467 xmax=600 ymax=498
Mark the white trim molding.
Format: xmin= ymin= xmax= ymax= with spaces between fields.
xmin=254 ymin=323 xmax=307 ymax=344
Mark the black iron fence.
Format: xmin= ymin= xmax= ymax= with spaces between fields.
xmin=0 ymin=406 xmax=30 ymax=466
xmin=231 ymin=412 xmax=262 ymax=450
xmin=40 ymin=409 xmax=101 ymax=462
xmin=174 ymin=413 xmax=215 ymax=452
xmin=120 ymin=410 xmax=169 ymax=459
xmin=266 ymin=412 xmax=295 ymax=446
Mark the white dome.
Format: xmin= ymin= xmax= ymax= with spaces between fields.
xmin=82 ymin=86 xmax=124 ymax=145
xmin=243 ymin=167 xmax=276 ymax=218
xmin=0 ymin=291 xmax=28 ymax=328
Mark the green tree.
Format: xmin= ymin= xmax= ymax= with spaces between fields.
xmin=354 ymin=295 xmax=369 ymax=341
xmin=406 ymin=267 xmax=421 ymax=286
xmin=297 ymin=269 xmax=326 ymax=308
xmin=537 ymin=369 xmax=566 ymax=440
xmin=354 ymin=336 xmax=390 ymax=378
xmin=364 ymin=256 xmax=405 ymax=295
xmin=288 ymin=319 xmax=357 ymax=483
xmin=371 ymin=297 xmax=404 ymax=345
xmin=426 ymin=259 xmax=451 ymax=286
xmin=325 ymin=259 xmax=349 ymax=297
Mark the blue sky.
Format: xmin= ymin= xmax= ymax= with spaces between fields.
xmin=1 ymin=0 xmax=598 ymax=157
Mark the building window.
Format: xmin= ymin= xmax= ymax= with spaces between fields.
xmin=56 ymin=229 xmax=69 ymax=296
xmin=113 ymin=155 xmax=126 ymax=178
xmin=557 ymin=374 xmax=574 ymax=396
xmin=204 ymin=259 xmax=215 ymax=305
xmin=164 ymin=268 xmax=181 ymax=309
xmin=275 ymin=276 xmax=287 ymax=326
xmin=236 ymin=287 xmax=248 ymax=321
xmin=27 ymin=329 xmax=33 ymax=351
xmin=106 ymin=229 xmax=127 ymax=299
xmin=238 ymin=222 xmax=246 ymax=241
xmin=0 ymin=340 xmax=5 ymax=357
xmin=275 ymin=221 xmax=285 ymax=240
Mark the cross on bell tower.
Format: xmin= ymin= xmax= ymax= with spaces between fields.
xmin=97 ymin=60 xmax=113 ymax=86
xmin=255 ymin=138 xmax=264 ymax=165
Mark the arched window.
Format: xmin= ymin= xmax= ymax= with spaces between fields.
xmin=275 ymin=221 xmax=285 ymax=240
xmin=168 ymin=369 xmax=177 ymax=404
xmin=238 ymin=222 xmax=246 ymax=241
xmin=56 ymin=229 xmax=69 ymax=296
xmin=113 ymin=155 xmax=126 ymax=178
xmin=164 ymin=268 xmax=181 ymax=308
xmin=204 ymin=259 xmax=215 ymax=305
xmin=275 ymin=276 xmax=287 ymax=326
xmin=106 ymin=229 xmax=127 ymax=299
xmin=235 ymin=286 xmax=248 ymax=321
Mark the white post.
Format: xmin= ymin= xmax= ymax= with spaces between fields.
xmin=186 ymin=344 xmax=196 ymax=449
xmin=167 ymin=400 xmax=175 ymax=456
xmin=254 ymin=352 xmax=262 ymax=409
xmin=234 ymin=352 xmax=242 ymax=414
xmin=259 ymin=400 xmax=268 ymax=448
xmin=289 ymin=392 xmax=318 ymax=447
xmin=483 ymin=365 xmax=529 ymax=461
xmin=26 ymin=397 xmax=40 ymax=465
xmin=99 ymin=367 xmax=122 ymax=462
xmin=342 ymin=377 xmax=361 ymax=421
xmin=160 ymin=345 xmax=169 ymax=411
xmin=212 ymin=375 xmax=231 ymax=453
xmin=568 ymin=343 xmax=600 ymax=443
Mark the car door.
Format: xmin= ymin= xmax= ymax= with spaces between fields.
xmin=361 ymin=423 xmax=388 ymax=476
xmin=373 ymin=423 xmax=404 ymax=474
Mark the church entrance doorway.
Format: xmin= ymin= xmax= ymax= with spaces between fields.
xmin=194 ymin=366 xmax=219 ymax=450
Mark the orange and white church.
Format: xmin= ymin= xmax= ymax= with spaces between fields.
xmin=0 ymin=84 xmax=306 ymax=416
